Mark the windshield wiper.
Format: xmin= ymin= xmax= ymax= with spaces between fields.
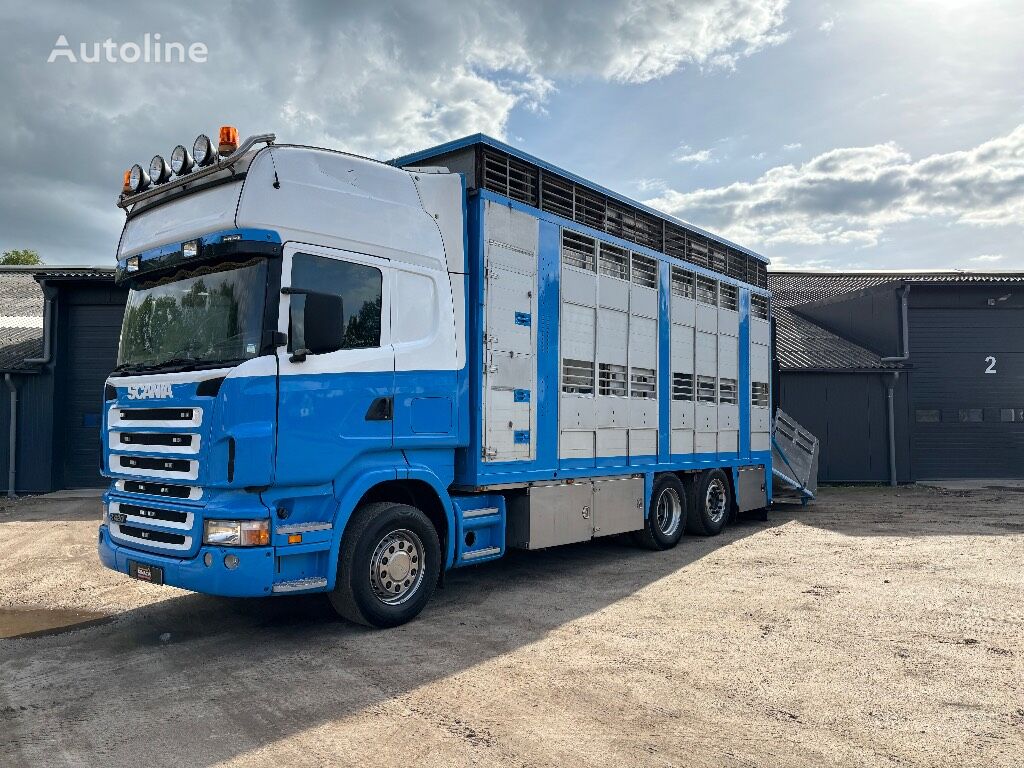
xmin=113 ymin=356 xmax=200 ymax=375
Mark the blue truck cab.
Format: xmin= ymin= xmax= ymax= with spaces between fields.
xmin=99 ymin=129 xmax=773 ymax=627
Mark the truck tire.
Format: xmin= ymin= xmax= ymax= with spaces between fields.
xmin=687 ymin=468 xmax=732 ymax=536
xmin=329 ymin=502 xmax=441 ymax=628
xmin=634 ymin=474 xmax=687 ymax=550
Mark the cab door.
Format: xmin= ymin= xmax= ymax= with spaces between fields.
xmin=275 ymin=243 xmax=394 ymax=487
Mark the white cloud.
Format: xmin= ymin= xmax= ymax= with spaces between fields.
xmin=751 ymin=151 xmax=766 ymax=160
xmin=673 ymin=146 xmax=715 ymax=164
xmin=783 ymin=142 xmax=802 ymax=150
xmin=0 ymin=0 xmax=793 ymax=262
xmin=969 ymin=254 xmax=1004 ymax=263
xmin=646 ymin=124 xmax=1024 ymax=249
xmin=633 ymin=177 xmax=668 ymax=193
xmin=819 ymin=18 xmax=835 ymax=34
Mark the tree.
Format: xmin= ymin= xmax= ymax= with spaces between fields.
xmin=1 ymin=249 xmax=42 ymax=265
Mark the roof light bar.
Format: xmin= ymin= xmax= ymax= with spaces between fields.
xmin=117 ymin=132 xmax=276 ymax=208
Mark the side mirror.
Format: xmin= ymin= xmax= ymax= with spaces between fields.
xmin=285 ymin=289 xmax=344 ymax=362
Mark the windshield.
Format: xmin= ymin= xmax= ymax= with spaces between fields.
xmin=117 ymin=258 xmax=269 ymax=371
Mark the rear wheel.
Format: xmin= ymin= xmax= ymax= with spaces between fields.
xmin=687 ymin=469 xmax=732 ymax=536
xmin=329 ymin=502 xmax=441 ymax=628
xmin=634 ymin=474 xmax=687 ymax=550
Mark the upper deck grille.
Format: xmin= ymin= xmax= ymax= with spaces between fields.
xmin=473 ymin=145 xmax=767 ymax=288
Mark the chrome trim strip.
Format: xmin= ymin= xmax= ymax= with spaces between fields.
xmin=109 ymin=430 xmax=201 ymax=455
xmin=271 ymin=577 xmax=328 ymax=593
xmin=109 ymin=523 xmax=193 ymax=552
xmin=110 ymin=455 xmax=199 ymax=482
xmin=461 ymin=546 xmax=502 ymax=561
xmin=109 ymin=501 xmax=194 ymax=531
xmin=113 ymin=479 xmax=203 ymax=501
xmin=276 ymin=522 xmax=332 ymax=535
xmin=460 ymin=506 xmax=499 ymax=519
xmin=109 ymin=405 xmax=203 ymax=429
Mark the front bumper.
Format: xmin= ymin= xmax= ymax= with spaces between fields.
xmin=98 ymin=525 xmax=277 ymax=597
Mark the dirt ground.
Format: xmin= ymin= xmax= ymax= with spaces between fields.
xmin=1 ymin=484 xmax=1022 ymax=767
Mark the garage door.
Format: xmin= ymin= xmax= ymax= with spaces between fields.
xmin=910 ymin=308 xmax=1024 ymax=478
xmin=61 ymin=304 xmax=124 ymax=488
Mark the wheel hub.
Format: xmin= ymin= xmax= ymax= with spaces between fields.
xmin=706 ymin=479 xmax=727 ymax=523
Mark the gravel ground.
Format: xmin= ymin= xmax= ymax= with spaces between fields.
xmin=1 ymin=485 xmax=1022 ymax=767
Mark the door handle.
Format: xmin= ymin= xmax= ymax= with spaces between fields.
xmin=365 ymin=396 xmax=393 ymax=421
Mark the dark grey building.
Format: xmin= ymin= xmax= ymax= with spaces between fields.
xmin=771 ymin=271 xmax=1024 ymax=483
xmin=1 ymin=267 xmax=127 ymax=495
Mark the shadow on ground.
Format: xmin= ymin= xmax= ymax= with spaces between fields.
xmin=0 ymin=514 xmax=776 ymax=767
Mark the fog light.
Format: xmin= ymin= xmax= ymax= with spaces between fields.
xmin=203 ymin=552 xmax=213 ymax=567
xmin=224 ymin=554 xmax=240 ymax=570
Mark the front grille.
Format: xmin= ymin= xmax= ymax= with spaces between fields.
xmin=120 ymin=455 xmax=191 ymax=473
xmin=122 ymin=480 xmax=194 ymax=499
xmin=119 ymin=503 xmax=188 ymax=524
xmin=118 ymin=407 xmax=194 ymax=422
xmin=117 ymin=525 xmax=186 ymax=545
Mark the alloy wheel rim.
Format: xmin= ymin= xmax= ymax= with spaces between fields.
xmin=705 ymin=478 xmax=727 ymax=524
xmin=369 ymin=528 xmax=425 ymax=605
xmin=655 ymin=487 xmax=683 ymax=537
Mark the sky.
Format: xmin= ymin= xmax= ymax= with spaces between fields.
xmin=0 ymin=0 xmax=1021 ymax=270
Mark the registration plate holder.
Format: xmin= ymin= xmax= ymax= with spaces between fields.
xmin=128 ymin=560 xmax=164 ymax=585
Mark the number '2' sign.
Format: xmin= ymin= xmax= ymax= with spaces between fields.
xmin=984 ymin=356 xmax=997 ymax=374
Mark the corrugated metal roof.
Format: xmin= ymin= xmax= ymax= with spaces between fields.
xmin=769 ymin=270 xmax=1024 ymax=308
xmin=773 ymin=306 xmax=898 ymax=371
xmin=0 ymin=271 xmax=44 ymax=372
xmin=770 ymin=270 xmax=1024 ymax=372
xmin=0 ymin=267 xmax=115 ymax=372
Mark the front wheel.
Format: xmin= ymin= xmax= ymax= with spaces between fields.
xmin=329 ymin=502 xmax=441 ymax=628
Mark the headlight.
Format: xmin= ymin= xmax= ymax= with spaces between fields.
xmin=128 ymin=163 xmax=150 ymax=192
xmin=193 ymin=133 xmax=218 ymax=167
xmin=149 ymin=155 xmax=171 ymax=184
xmin=203 ymin=519 xmax=270 ymax=547
xmin=170 ymin=144 xmax=194 ymax=175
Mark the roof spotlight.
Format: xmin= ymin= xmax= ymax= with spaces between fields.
xmin=149 ymin=155 xmax=172 ymax=184
xmin=121 ymin=170 xmax=132 ymax=195
xmin=193 ymin=134 xmax=218 ymax=167
xmin=128 ymin=163 xmax=151 ymax=193
xmin=170 ymin=144 xmax=194 ymax=175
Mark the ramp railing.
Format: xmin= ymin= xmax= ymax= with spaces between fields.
xmin=771 ymin=409 xmax=819 ymax=503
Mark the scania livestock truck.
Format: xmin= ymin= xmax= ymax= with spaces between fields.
xmin=99 ymin=127 xmax=774 ymax=627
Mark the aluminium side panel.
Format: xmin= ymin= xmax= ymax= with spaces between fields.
xmin=481 ymin=201 xmax=539 ymax=462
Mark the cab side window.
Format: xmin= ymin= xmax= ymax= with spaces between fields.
xmin=289 ymin=253 xmax=383 ymax=354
